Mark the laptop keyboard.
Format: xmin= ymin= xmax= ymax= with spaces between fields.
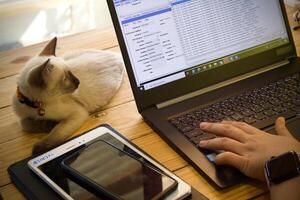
xmin=169 ymin=73 xmax=300 ymax=160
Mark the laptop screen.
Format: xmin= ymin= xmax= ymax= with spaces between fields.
xmin=113 ymin=0 xmax=289 ymax=91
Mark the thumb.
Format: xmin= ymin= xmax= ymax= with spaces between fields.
xmin=275 ymin=117 xmax=293 ymax=137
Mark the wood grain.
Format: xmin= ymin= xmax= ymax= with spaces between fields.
xmin=0 ymin=75 xmax=17 ymax=108
xmin=0 ymin=106 xmax=22 ymax=144
xmin=252 ymin=193 xmax=271 ymax=200
xmin=0 ymin=184 xmax=26 ymax=200
xmin=174 ymin=166 xmax=267 ymax=200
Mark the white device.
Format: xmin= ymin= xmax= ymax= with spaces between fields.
xmin=28 ymin=125 xmax=191 ymax=200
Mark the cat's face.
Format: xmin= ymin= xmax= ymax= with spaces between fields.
xmin=28 ymin=58 xmax=80 ymax=95
xmin=19 ymin=38 xmax=80 ymax=98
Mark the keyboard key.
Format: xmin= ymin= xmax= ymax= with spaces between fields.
xmin=243 ymin=117 xmax=256 ymax=124
xmin=232 ymin=106 xmax=243 ymax=112
xmin=222 ymin=109 xmax=234 ymax=116
xmin=263 ymin=109 xmax=276 ymax=117
xmin=262 ymin=102 xmax=272 ymax=109
xmin=184 ymin=128 xmax=205 ymax=138
xmin=253 ymin=113 xmax=266 ymax=120
xmin=281 ymin=95 xmax=291 ymax=102
xmin=269 ymin=98 xmax=281 ymax=106
xmin=231 ymin=113 xmax=243 ymax=121
xmin=241 ymin=109 xmax=253 ymax=117
xmin=180 ymin=126 xmax=194 ymax=133
xmin=250 ymin=105 xmax=263 ymax=113
xmin=272 ymin=107 xmax=283 ymax=113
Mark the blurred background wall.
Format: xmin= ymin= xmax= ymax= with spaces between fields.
xmin=0 ymin=0 xmax=113 ymax=51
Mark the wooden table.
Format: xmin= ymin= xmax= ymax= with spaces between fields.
xmin=0 ymin=5 xmax=299 ymax=200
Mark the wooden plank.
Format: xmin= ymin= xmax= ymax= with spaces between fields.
xmin=132 ymin=133 xmax=188 ymax=172
xmin=253 ymin=193 xmax=271 ymax=200
xmin=0 ymin=134 xmax=38 ymax=187
xmin=0 ymin=184 xmax=26 ymax=200
xmin=175 ymin=166 xmax=268 ymax=200
xmin=0 ymin=27 xmax=118 ymax=78
xmin=0 ymin=106 xmax=22 ymax=144
xmin=0 ymin=76 xmax=16 ymax=108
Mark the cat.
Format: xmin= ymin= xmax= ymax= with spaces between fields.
xmin=12 ymin=37 xmax=124 ymax=154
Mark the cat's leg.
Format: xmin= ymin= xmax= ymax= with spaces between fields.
xmin=32 ymin=109 xmax=89 ymax=154
xmin=21 ymin=118 xmax=58 ymax=133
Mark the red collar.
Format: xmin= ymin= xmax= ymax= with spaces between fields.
xmin=16 ymin=87 xmax=45 ymax=116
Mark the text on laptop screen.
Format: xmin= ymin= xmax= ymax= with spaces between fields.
xmin=113 ymin=0 xmax=289 ymax=90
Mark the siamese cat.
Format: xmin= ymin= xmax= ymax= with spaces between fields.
xmin=12 ymin=38 xmax=124 ymax=154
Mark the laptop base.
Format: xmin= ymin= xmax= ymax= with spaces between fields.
xmin=142 ymin=61 xmax=300 ymax=188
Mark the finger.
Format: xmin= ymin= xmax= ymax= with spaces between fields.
xmin=199 ymin=137 xmax=244 ymax=154
xmin=215 ymin=152 xmax=245 ymax=172
xmin=221 ymin=121 xmax=263 ymax=135
xmin=200 ymin=122 xmax=247 ymax=142
xmin=275 ymin=117 xmax=293 ymax=137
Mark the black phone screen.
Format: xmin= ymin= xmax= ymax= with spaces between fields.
xmin=62 ymin=140 xmax=177 ymax=200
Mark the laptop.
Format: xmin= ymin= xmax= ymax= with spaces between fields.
xmin=107 ymin=0 xmax=300 ymax=188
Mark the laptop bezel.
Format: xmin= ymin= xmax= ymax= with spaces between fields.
xmin=107 ymin=0 xmax=296 ymax=112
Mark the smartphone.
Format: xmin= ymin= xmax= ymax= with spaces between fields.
xmin=61 ymin=140 xmax=178 ymax=200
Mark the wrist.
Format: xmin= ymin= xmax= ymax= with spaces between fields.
xmin=268 ymin=176 xmax=300 ymax=200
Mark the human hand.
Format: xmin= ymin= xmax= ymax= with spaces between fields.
xmin=199 ymin=117 xmax=300 ymax=181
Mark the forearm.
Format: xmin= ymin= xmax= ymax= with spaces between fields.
xmin=269 ymin=176 xmax=300 ymax=200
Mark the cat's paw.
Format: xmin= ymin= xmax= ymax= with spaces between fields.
xmin=32 ymin=141 xmax=52 ymax=155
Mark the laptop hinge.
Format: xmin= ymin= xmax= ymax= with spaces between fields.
xmin=156 ymin=59 xmax=290 ymax=109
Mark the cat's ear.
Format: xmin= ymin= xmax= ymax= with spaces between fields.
xmin=39 ymin=37 xmax=57 ymax=56
xmin=28 ymin=59 xmax=52 ymax=88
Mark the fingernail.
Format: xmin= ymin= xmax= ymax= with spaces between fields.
xmin=200 ymin=122 xmax=209 ymax=129
xmin=199 ymin=140 xmax=207 ymax=146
